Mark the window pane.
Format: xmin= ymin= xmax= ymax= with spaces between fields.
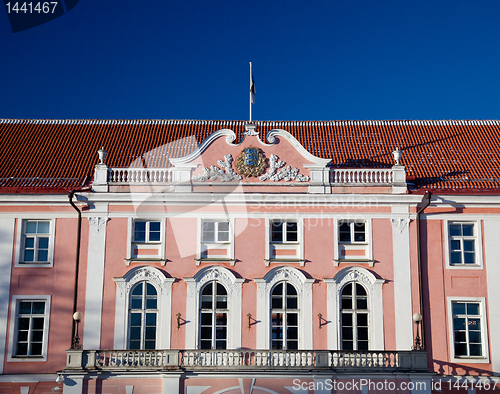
xmin=215 ymin=313 xmax=227 ymax=326
xmin=145 ymin=313 xmax=156 ymax=326
xmin=469 ymin=344 xmax=482 ymax=356
xmin=149 ymin=221 xmax=161 ymax=242
xmin=464 ymin=252 xmax=475 ymax=264
xmin=24 ymin=250 xmax=34 ymax=262
xmin=16 ymin=343 xmax=28 ymax=356
xmin=356 ymin=284 xmax=367 ymax=296
xmin=462 ymin=224 xmax=474 ymax=236
xmin=146 ymin=298 xmax=157 ymax=309
xmin=18 ymin=317 xmax=29 ymax=330
xmin=469 ymin=318 xmax=481 ymax=330
xmin=450 ymin=252 xmax=462 ymax=264
xmin=130 ymin=313 xmax=141 ymax=326
xmin=201 ymin=313 xmax=212 ymax=325
xmin=271 ymin=313 xmax=283 ymax=327
xmin=149 ymin=222 xmax=160 ymax=232
xmin=286 ymin=296 xmax=297 ymax=309
xmin=463 ymin=240 xmax=474 ymax=252
xmin=31 ymin=330 xmax=43 ymax=342
xmin=200 ymin=327 xmax=212 ymax=340
xmin=37 ymin=221 xmax=50 ymax=234
xmin=37 ymin=250 xmax=48 ymax=262
xmin=358 ymin=341 xmax=369 ymax=351
xmin=356 ymin=298 xmax=368 ymax=310
xmin=201 ymin=295 xmax=212 ymax=309
xmin=129 ymin=327 xmax=141 ymax=340
xmin=287 ymin=313 xmax=298 ymax=326
xmin=216 ymin=295 xmax=227 ymax=309
xmin=272 ymin=296 xmax=282 ymax=309
xmin=342 ymin=298 xmax=352 ymax=310
xmin=452 ymin=302 xmax=465 ymax=315
xmin=146 ymin=283 xmax=157 ymax=296
xmin=134 ymin=222 xmax=146 ymax=242
xmin=454 ymin=331 xmax=466 ymax=342
xmin=454 ymin=343 xmax=467 ymax=356
xmin=453 ymin=318 xmax=465 ymax=330
xmin=287 ymin=340 xmax=298 ymax=350
xmin=449 ymin=224 xmax=461 ymax=236
xmin=450 ymin=240 xmax=461 ymax=251
xmin=218 ymin=230 xmax=229 ymax=242
xmin=20 ymin=302 xmax=32 ymax=314
xmin=145 ymin=327 xmax=156 ymax=340
xmin=357 ymin=313 xmax=368 ymax=326
xmin=25 ymin=237 xmax=35 ymax=249
xmin=467 ymin=303 xmax=480 ymax=315
xmin=358 ymin=327 xmax=368 ymax=340
xmin=32 ymin=302 xmax=45 ymax=314
xmin=216 ymin=283 xmax=227 ymax=295
xmin=342 ymin=327 xmax=353 ymax=340
xmin=342 ymin=340 xmax=353 ymax=350
xmin=271 ymin=222 xmax=283 ymax=242
xmin=203 ymin=222 xmax=215 ymax=242
xmin=30 ymin=343 xmax=43 ymax=356
xmin=286 ymin=222 xmax=298 ymax=242
xmin=38 ymin=238 xmax=49 ymax=249
xmin=129 ymin=340 xmax=140 ymax=350
xmin=18 ymin=331 xmax=28 ymax=342
xmin=286 ymin=283 xmax=297 ymax=296
xmin=469 ymin=330 xmax=481 ymax=344
xmin=145 ymin=340 xmax=155 ymax=350
xmin=32 ymin=317 xmax=44 ymax=330
xmin=287 ymin=327 xmax=298 ymax=340
xmin=26 ymin=221 xmax=37 ymax=234
xmin=200 ymin=340 xmax=211 ymax=349
xmin=342 ymin=313 xmax=352 ymax=326
xmin=342 ymin=283 xmax=352 ymax=296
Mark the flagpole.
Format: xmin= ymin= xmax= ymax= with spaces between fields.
xmin=249 ymin=62 xmax=253 ymax=122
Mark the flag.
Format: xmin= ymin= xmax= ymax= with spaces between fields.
xmin=250 ymin=63 xmax=255 ymax=104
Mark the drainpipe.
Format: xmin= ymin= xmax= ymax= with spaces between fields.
xmin=416 ymin=191 xmax=431 ymax=349
xmin=68 ymin=191 xmax=82 ymax=348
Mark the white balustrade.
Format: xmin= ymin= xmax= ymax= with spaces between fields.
xmin=68 ymin=349 xmax=423 ymax=371
xmin=330 ymin=169 xmax=393 ymax=185
xmin=109 ymin=168 xmax=172 ymax=184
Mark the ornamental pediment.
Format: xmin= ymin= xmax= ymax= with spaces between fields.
xmin=170 ymin=124 xmax=331 ymax=184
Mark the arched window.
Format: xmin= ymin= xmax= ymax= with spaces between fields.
xmin=340 ymin=283 xmax=369 ymax=350
xmin=271 ymin=282 xmax=299 ymax=350
xmin=128 ymin=282 xmax=158 ymax=350
xmin=199 ymin=281 xmax=228 ymax=349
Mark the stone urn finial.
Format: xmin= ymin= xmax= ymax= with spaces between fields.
xmin=392 ymin=147 xmax=401 ymax=166
xmin=98 ymin=147 xmax=107 ymax=165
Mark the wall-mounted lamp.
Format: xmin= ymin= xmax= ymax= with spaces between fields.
xmin=71 ymin=312 xmax=83 ymax=350
xmin=177 ymin=313 xmax=181 ymax=329
xmin=412 ymin=312 xmax=423 ymax=350
xmin=318 ymin=313 xmax=323 ymax=329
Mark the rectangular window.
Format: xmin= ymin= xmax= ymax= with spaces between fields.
xmin=339 ymin=221 xmax=366 ymax=243
xmin=449 ymin=222 xmax=476 ymax=265
xmin=270 ymin=221 xmax=298 ymax=243
xmin=452 ymin=301 xmax=483 ymax=358
xmin=21 ymin=220 xmax=50 ymax=263
xmin=134 ymin=221 xmax=161 ymax=243
xmin=14 ymin=300 xmax=47 ymax=357
xmin=202 ymin=221 xmax=230 ymax=243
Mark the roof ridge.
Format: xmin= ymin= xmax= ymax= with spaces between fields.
xmin=1 ymin=119 xmax=500 ymax=126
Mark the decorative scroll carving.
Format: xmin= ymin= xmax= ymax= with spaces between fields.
xmin=88 ymin=217 xmax=108 ymax=233
xmin=391 ymin=218 xmax=410 ymax=233
xmin=192 ymin=155 xmax=242 ymax=182
xmin=259 ymin=154 xmax=309 ymax=182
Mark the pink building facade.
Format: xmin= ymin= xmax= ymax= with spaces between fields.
xmin=1 ymin=119 xmax=499 ymax=393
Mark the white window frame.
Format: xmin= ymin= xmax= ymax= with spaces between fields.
xmin=184 ymin=266 xmax=243 ymax=350
xmin=254 ymin=266 xmax=314 ymax=350
xmin=198 ymin=281 xmax=229 ymax=350
xmin=113 ymin=266 xmax=174 ymax=350
xmin=325 ymin=267 xmax=384 ymax=350
xmin=445 ymin=220 xmax=483 ymax=269
xmin=264 ymin=218 xmax=304 ymax=263
xmin=8 ymin=295 xmax=51 ymax=362
xmin=128 ymin=281 xmax=158 ymax=350
xmin=447 ymin=297 xmax=489 ymax=363
xmin=196 ymin=218 xmax=235 ymax=261
xmin=333 ymin=218 xmax=373 ymax=263
xmin=15 ymin=219 xmax=56 ymax=267
xmin=269 ymin=220 xmax=299 ymax=244
xmin=270 ymin=281 xmax=300 ymax=350
xmin=339 ymin=282 xmax=370 ymax=351
xmin=133 ymin=220 xmax=162 ymax=244
xmin=201 ymin=220 xmax=231 ymax=244
xmin=126 ymin=218 xmax=166 ymax=263
xmin=338 ymin=220 xmax=368 ymax=244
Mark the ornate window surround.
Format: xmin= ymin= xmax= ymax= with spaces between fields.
xmin=254 ymin=266 xmax=314 ymax=349
xmin=184 ymin=266 xmax=243 ymax=349
xmin=325 ymin=267 xmax=384 ymax=350
xmin=113 ymin=266 xmax=174 ymax=349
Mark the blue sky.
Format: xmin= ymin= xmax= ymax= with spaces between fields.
xmin=1 ymin=1 xmax=500 ymax=121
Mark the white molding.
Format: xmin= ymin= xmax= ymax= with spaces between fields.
xmin=113 ymin=266 xmax=174 ymax=349
xmin=325 ymin=267 xmax=384 ymax=350
xmin=0 ymin=218 xmax=14 ymax=373
xmin=447 ymin=297 xmax=490 ymax=363
xmin=184 ymin=266 xmax=243 ymax=349
xmin=83 ymin=216 xmax=108 ymax=349
xmin=7 ymin=295 xmax=51 ymax=362
xmin=391 ymin=215 xmax=413 ymax=350
xmin=265 ymin=129 xmax=331 ymax=166
xmin=15 ymin=218 xmax=56 ymax=268
xmin=483 ymin=218 xmax=500 ymax=375
xmin=444 ymin=219 xmax=483 ymax=270
xmin=169 ymin=129 xmax=239 ymax=166
xmin=254 ymin=266 xmax=314 ymax=349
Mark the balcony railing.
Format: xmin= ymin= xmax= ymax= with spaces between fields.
xmin=109 ymin=168 xmax=173 ymax=184
xmin=66 ymin=349 xmax=428 ymax=372
xmin=330 ymin=168 xmax=393 ymax=185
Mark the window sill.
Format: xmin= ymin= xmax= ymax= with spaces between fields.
xmin=124 ymin=258 xmax=167 ymax=266
xmin=334 ymin=259 xmax=374 ymax=267
xmin=195 ymin=258 xmax=236 ymax=266
xmin=15 ymin=262 xmax=52 ymax=268
xmin=451 ymin=356 xmax=490 ymax=364
xmin=447 ymin=264 xmax=482 ymax=270
xmin=8 ymin=355 xmax=46 ymax=362
xmin=265 ymin=259 xmax=305 ymax=267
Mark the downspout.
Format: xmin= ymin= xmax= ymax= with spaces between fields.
xmin=68 ymin=191 xmax=81 ymax=347
xmin=416 ymin=191 xmax=431 ymax=349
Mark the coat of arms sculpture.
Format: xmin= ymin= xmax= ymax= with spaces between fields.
xmin=235 ymin=147 xmax=267 ymax=178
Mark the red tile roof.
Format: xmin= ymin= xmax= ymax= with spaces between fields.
xmin=1 ymin=119 xmax=500 ymax=193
